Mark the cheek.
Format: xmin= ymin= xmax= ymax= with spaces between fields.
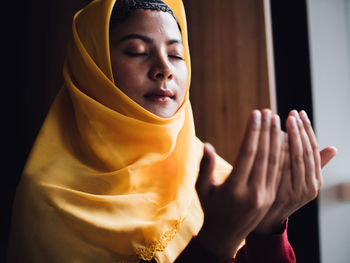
xmin=177 ymin=65 xmax=189 ymax=96
xmin=112 ymin=61 xmax=146 ymax=95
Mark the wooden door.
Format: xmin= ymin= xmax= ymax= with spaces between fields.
xmin=184 ymin=0 xmax=276 ymax=164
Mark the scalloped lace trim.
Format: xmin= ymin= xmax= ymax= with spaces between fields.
xmin=136 ymin=218 xmax=184 ymax=261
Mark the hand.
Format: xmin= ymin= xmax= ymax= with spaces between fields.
xmin=254 ymin=110 xmax=337 ymax=234
xmin=195 ymin=109 xmax=283 ymax=259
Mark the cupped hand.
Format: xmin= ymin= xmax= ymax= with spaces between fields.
xmin=195 ymin=109 xmax=283 ymax=259
xmin=254 ymin=110 xmax=337 ymax=234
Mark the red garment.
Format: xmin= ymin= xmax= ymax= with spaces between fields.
xmin=233 ymin=227 xmax=296 ymax=263
xmin=175 ymin=222 xmax=296 ymax=263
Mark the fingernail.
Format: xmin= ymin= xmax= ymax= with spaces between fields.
xmin=252 ymin=110 xmax=261 ymax=125
xmin=290 ymin=109 xmax=298 ymax=116
xmin=297 ymin=117 xmax=303 ymax=127
xmin=205 ymin=143 xmax=216 ymax=153
xmin=330 ymin=146 xmax=338 ymax=154
xmin=300 ymin=110 xmax=311 ymax=124
xmin=289 ymin=116 xmax=297 ymax=128
xmin=262 ymin=109 xmax=271 ymax=123
xmin=294 ymin=110 xmax=302 ymax=120
xmin=272 ymin=114 xmax=280 ymax=129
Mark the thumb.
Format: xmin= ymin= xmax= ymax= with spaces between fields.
xmin=196 ymin=143 xmax=216 ymax=199
xmin=320 ymin=146 xmax=337 ymax=168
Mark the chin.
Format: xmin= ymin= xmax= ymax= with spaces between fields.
xmin=149 ymin=107 xmax=177 ymax=119
xmin=153 ymin=111 xmax=176 ymax=119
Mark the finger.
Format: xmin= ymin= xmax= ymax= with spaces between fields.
xmin=265 ymin=114 xmax=282 ymax=189
xmin=286 ymin=114 xmax=305 ymax=192
xmin=275 ymin=132 xmax=287 ymax=189
xmin=320 ymin=146 xmax=338 ymax=168
xmin=196 ymin=143 xmax=216 ymax=199
xmin=249 ymin=109 xmax=272 ymax=187
xmin=227 ymin=110 xmax=261 ymax=186
xmin=299 ymin=110 xmax=322 ymax=187
xmin=279 ymin=138 xmax=292 ymax=192
xmin=295 ymin=112 xmax=317 ymax=189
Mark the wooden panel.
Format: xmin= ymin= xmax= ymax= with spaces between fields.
xmin=184 ymin=0 xmax=274 ymax=164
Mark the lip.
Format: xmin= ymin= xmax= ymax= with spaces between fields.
xmin=144 ymin=89 xmax=175 ymax=102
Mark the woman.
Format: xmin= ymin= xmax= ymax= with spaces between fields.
xmin=7 ymin=0 xmax=337 ymax=262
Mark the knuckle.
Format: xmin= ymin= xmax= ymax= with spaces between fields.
xmin=255 ymin=151 xmax=266 ymax=163
xmin=304 ymin=146 xmax=314 ymax=159
xmin=230 ymin=185 xmax=246 ymax=200
xmin=292 ymin=154 xmax=304 ymax=166
xmin=309 ymin=186 xmax=319 ymax=200
xmin=311 ymin=142 xmax=319 ymax=152
xmin=303 ymin=184 xmax=318 ymax=201
xmin=248 ymin=189 xmax=272 ymax=210
xmin=242 ymin=145 xmax=256 ymax=158
xmin=304 ymin=121 xmax=313 ymax=131
xmin=268 ymin=153 xmax=278 ymax=166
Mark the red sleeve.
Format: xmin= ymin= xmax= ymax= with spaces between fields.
xmin=175 ymin=220 xmax=295 ymax=263
xmin=234 ymin=220 xmax=296 ymax=263
xmin=174 ymin=235 xmax=227 ymax=263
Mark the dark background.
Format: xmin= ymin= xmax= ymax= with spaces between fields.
xmin=2 ymin=1 xmax=87 ymax=260
xmin=271 ymin=1 xmax=320 ymax=262
xmin=3 ymin=1 xmax=320 ymax=262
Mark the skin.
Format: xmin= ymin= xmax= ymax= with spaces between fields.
xmin=109 ymin=9 xmax=188 ymax=118
xmin=109 ymin=8 xmax=337 ymax=260
xmin=254 ymin=110 xmax=337 ymax=233
xmin=196 ymin=110 xmax=337 ymax=259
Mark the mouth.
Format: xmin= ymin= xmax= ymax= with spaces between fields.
xmin=144 ymin=89 xmax=175 ymax=102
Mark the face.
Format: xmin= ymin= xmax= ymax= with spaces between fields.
xmin=109 ymin=9 xmax=188 ymax=118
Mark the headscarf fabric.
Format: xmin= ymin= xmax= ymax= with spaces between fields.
xmin=7 ymin=0 xmax=232 ymax=262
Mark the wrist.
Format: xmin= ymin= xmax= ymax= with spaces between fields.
xmin=253 ymin=218 xmax=288 ymax=235
xmin=196 ymin=224 xmax=242 ymax=260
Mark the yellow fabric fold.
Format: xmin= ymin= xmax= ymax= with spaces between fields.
xmin=7 ymin=0 xmax=232 ymax=262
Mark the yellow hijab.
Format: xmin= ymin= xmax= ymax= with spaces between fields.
xmin=8 ymin=0 xmax=232 ymax=262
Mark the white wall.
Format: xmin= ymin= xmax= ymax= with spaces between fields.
xmin=347 ymin=0 xmax=350 ymax=64
xmin=306 ymin=0 xmax=350 ymax=262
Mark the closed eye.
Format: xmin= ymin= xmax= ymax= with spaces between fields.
xmin=169 ymin=55 xmax=184 ymax=60
xmin=125 ymin=51 xmax=147 ymax=57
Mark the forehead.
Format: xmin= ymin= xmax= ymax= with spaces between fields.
xmin=110 ymin=9 xmax=182 ymax=41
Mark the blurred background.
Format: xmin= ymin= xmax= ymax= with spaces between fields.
xmin=2 ymin=0 xmax=349 ymax=262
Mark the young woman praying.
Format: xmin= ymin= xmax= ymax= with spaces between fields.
xmin=7 ymin=0 xmax=337 ymax=262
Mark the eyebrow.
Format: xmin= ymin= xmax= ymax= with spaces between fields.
xmin=119 ymin=34 xmax=183 ymax=46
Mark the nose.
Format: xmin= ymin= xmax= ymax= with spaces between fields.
xmin=149 ymin=55 xmax=174 ymax=81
